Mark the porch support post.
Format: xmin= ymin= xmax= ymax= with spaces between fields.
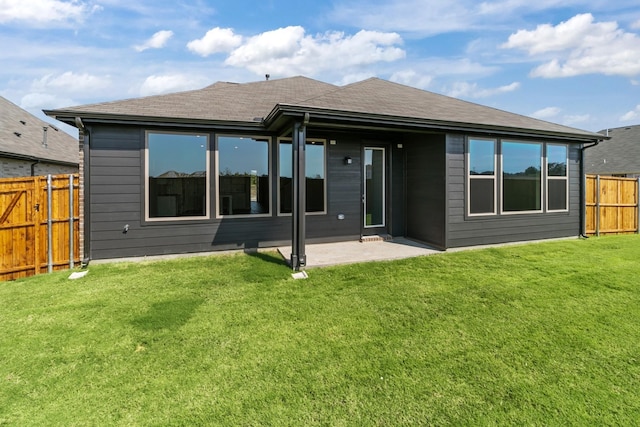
xmin=291 ymin=114 xmax=309 ymax=271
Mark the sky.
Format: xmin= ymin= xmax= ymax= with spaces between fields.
xmin=1 ymin=0 xmax=640 ymax=137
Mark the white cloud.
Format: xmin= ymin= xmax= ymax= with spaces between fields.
xmin=477 ymin=0 xmax=591 ymax=16
xmin=562 ymin=114 xmax=590 ymax=125
xmin=187 ymin=27 xmax=243 ymax=57
xmin=0 ymin=0 xmax=98 ymax=25
xmin=139 ymin=74 xmax=208 ymax=97
xmin=32 ymin=71 xmax=111 ymax=94
xmin=20 ymin=92 xmax=75 ymax=110
xmin=620 ymin=105 xmax=640 ymax=121
xmin=632 ymin=19 xmax=640 ymax=30
xmin=389 ymin=70 xmax=434 ymax=90
xmin=328 ymin=0 xmax=636 ymax=36
xmin=223 ymin=27 xmax=405 ymax=76
xmin=503 ymin=13 xmax=640 ymax=78
xmin=446 ymin=81 xmax=520 ymax=98
xmin=530 ymin=106 xmax=562 ymax=119
xmin=134 ymin=30 xmax=174 ymax=52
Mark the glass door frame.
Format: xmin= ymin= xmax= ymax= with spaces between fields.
xmin=363 ymin=146 xmax=387 ymax=232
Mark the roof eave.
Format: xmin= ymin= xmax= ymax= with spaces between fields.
xmin=44 ymin=110 xmax=266 ymax=131
xmin=0 ymin=150 xmax=79 ymax=166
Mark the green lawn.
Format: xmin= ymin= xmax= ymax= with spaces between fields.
xmin=1 ymin=236 xmax=640 ymax=426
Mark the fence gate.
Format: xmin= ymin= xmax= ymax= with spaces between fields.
xmin=0 ymin=174 xmax=79 ymax=282
xmin=585 ymin=175 xmax=640 ymax=236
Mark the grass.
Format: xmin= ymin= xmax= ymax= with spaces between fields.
xmin=1 ymin=236 xmax=640 ymax=426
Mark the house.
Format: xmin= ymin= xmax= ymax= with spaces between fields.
xmin=585 ymin=124 xmax=640 ymax=178
xmin=1 ymin=96 xmax=78 ymax=178
xmin=45 ymin=76 xmax=604 ymax=269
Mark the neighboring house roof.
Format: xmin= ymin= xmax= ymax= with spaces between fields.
xmin=46 ymin=76 xmax=603 ymax=143
xmin=1 ymin=96 xmax=79 ymax=166
xmin=585 ymin=124 xmax=640 ymax=175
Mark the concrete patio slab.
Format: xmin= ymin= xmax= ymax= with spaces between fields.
xmin=278 ymin=237 xmax=443 ymax=268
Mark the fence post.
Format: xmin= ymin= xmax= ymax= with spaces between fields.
xmin=69 ymin=174 xmax=74 ymax=268
xmin=595 ymin=175 xmax=600 ymax=237
xmin=47 ymin=174 xmax=53 ymax=273
xmin=637 ymin=177 xmax=640 ymax=234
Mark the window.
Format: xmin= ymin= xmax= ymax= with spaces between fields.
xmin=146 ymin=132 xmax=209 ymax=220
xmin=278 ymin=139 xmax=326 ymax=214
xmin=466 ymin=138 xmax=570 ymax=216
xmin=467 ymin=138 xmax=496 ymax=215
xmin=547 ymin=144 xmax=568 ymax=211
xmin=217 ymin=135 xmax=270 ymax=216
xmin=502 ymin=141 xmax=542 ymax=213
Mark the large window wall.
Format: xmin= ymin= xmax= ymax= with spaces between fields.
xmin=144 ymin=132 xmax=274 ymax=222
xmin=467 ymin=138 xmax=569 ymax=217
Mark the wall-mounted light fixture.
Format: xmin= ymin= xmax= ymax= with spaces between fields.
xmin=344 ymin=156 xmax=352 ymax=165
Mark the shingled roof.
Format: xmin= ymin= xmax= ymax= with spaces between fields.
xmin=1 ymin=96 xmax=78 ymax=165
xmin=585 ymin=124 xmax=640 ymax=175
xmin=46 ymin=76 xmax=603 ymax=142
xmin=48 ymin=76 xmax=337 ymax=123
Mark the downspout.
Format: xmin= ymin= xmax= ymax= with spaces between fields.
xmin=291 ymin=112 xmax=309 ymax=271
xmin=30 ymin=160 xmax=40 ymax=176
xmin=580 ymin=139 xmax=601 ymax=238
xmin=75 ymin=117 xmax=91 ymax=267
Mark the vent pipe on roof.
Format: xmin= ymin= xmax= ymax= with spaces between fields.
xmin=265 ymin=74 xmax=270 ymax=81
xmin=43 ymin=126 xmax=48 ymax=148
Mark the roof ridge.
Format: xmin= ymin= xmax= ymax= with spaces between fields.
xmin=296 ymin=77 xmax=370 ymax=103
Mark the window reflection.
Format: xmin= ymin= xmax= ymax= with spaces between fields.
xmin=548 ymin=144 xmax=568 ymax=210
xmin=468 ymin=139 xmax=496 ymax=215
xmin=547 ymin=145 xmax=567 ymax=177
xmin=502 ymin=141 xmax=542 ymax=212
xmin=218 ymin=136 xmax=270 ymax=216
xmin=279 ymin=140 xmax=326 ymax=213
xmin=147 ymin=132 xmax=208 ymax=219
xmin=469 ymin=139 xmax=495 ymax=175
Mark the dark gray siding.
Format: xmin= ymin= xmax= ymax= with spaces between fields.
xmin=446 ymin=134 xmax=582 ymax=248
xmin=405 ymin=133 xmax=447 ymax=248
xmin=87 ymin=125 xmax=363 ymax=260
xmin=390 ymin=142 xmax=406 ymax=237
xmin=313 ymin=134 xmax=362 ymax=240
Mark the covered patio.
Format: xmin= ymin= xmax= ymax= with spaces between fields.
xmin=278 ymin=237 xmax=442 ymax=268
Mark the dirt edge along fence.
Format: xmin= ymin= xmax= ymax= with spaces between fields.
xmin=1 ymin=174 xmax=80 ymax=281
xmin=585 ymin=175 xmax=639 ymax=236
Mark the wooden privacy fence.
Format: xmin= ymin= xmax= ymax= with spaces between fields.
xmin=585 ymin=175 xmax=640 ymax=236
xmin=1 ymin=174 xmax=80 ymax=282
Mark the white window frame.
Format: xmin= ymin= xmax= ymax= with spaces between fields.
xmin=144 ymin=130 xmax=210 ymax=222
xmin=215 ymin=134 xmax=272 ymax=219
xmin=500 ymin=140 xmax=544 ymax=215
xmin=277 ymin=137 xmax=328 ymax=216
xmin=546 ymin=143 xmax=569 ymax=212
xmin=466 ymin=137 xmax=497 ymax=216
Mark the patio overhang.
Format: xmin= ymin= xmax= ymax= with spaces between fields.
xmin=264 ymin=104 xmax=606 ymax=144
